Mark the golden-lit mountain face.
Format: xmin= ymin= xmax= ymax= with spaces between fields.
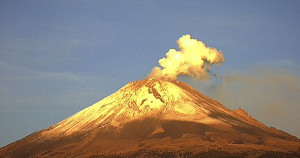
xmin=1 ymin=78 xmax=299 ymax=157
xmin=38 ymin=78 xmax=264 ymax=136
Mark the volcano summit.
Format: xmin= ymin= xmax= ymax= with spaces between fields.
xmin=0 ymin=78 xmax=299 ymax=157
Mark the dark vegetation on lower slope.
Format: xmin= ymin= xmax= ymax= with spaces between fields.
xmin=90 ymin=149 xmax=300 ymax=158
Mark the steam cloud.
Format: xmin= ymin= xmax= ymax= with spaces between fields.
xmin=149 ymin=35 xmax=225 ymax=81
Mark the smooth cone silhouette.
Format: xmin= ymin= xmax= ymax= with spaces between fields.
xmin=0 ymin=78 xmax=299 ymax=157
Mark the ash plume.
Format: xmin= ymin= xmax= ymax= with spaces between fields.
xmin=149 ymin=35 xmax=225 ymax=81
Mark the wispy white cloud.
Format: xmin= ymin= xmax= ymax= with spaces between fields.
xmin=0 ymin=61 xmax=103 ymax=112
xmin=0 ymin=61 xmax=94 ymax=82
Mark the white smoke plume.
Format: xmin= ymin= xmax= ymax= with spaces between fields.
xmin=149 ymin=35 xmax=225 ymax=81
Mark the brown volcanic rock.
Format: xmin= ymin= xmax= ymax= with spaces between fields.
xmin=0 ymin=78 xmax=299 ymax=158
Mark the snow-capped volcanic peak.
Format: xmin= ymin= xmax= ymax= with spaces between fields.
xmin=43 ymin=78 xmax=210 ymax=135
xmin=1 ymin=78 xmax=299 ymax=158
xmin=42 ymin=78 xmax=253 ymax=136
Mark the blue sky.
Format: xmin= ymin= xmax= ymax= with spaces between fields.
xmin=0 ymin=0 xmax=299 ymax=147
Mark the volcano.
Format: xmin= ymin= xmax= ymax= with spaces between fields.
xmin=0 ymin=78 xmax=299 ymax=157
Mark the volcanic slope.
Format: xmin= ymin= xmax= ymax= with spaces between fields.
xmin=0 ymin=78 xmax=299 ymax=157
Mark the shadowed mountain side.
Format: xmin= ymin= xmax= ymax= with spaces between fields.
xmin=3 ymin=118 xmax=300 ymax=158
